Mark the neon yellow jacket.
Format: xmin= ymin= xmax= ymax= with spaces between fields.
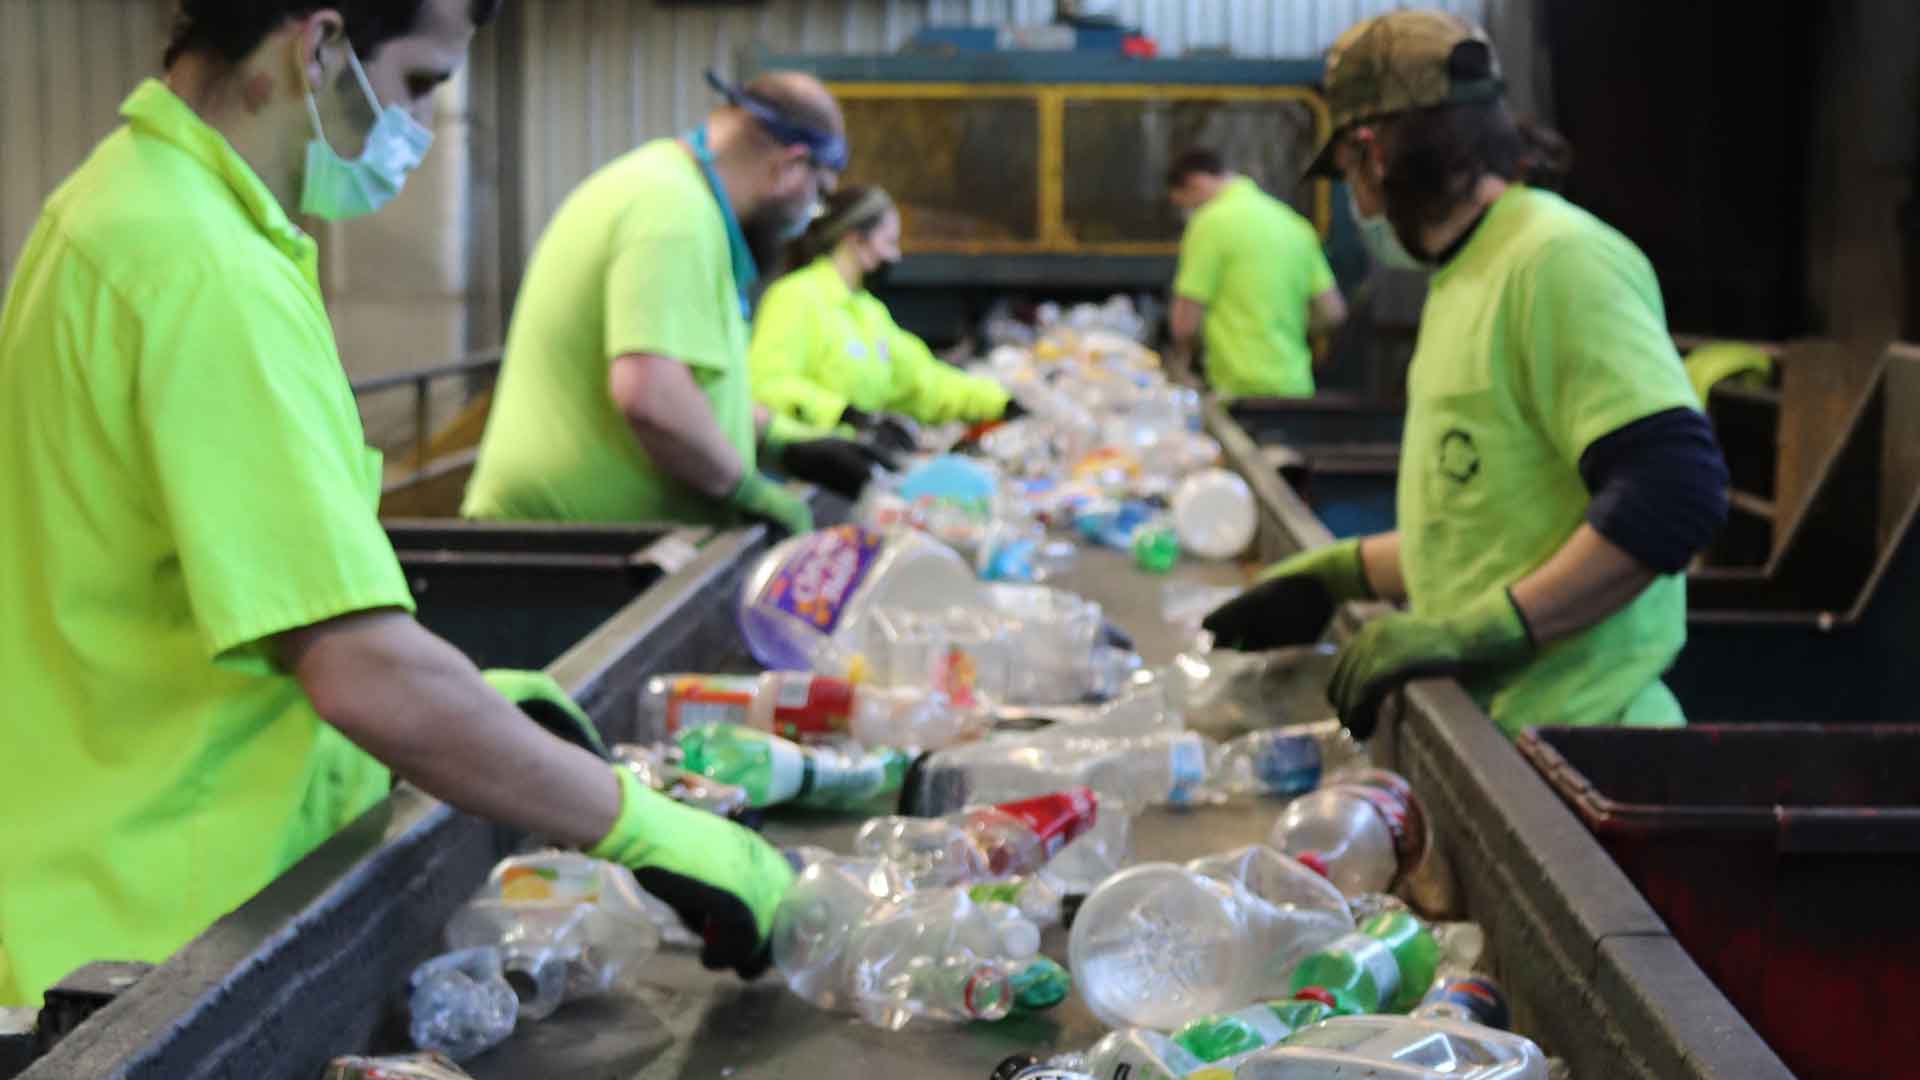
xmin=749 ymin=256 xmax=1008 ymax=429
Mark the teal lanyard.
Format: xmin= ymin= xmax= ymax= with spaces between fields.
xmin=685 ymin=125 xmax=758 ymax=318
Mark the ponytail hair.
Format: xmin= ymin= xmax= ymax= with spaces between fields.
xmin=781 ymin=185 xmax=895 ymax=275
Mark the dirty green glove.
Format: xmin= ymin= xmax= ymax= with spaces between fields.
xmin=728 ymin=471 xmax=813 ymax=536
xmin=1327 ymin=587 xmax=1534 ymax=740
xmin=1202 ymin=538 xmax=1372 ymax=651
xmin=590 ymin=764 xmax=795 ymax=978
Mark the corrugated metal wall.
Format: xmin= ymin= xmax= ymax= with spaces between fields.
xmin=0 ymin=0 xmax=174 ymax=286
xmin=513 ymin=0 xmax=1490 ymax=254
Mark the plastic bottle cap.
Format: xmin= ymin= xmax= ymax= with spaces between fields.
xmin=1294 ymin=850 xmax=1331 ymax=878
xmin=1293 ymin=986 xmax=1338 ymax=1008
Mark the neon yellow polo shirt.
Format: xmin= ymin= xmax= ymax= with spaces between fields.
xmin=0 ymin=81 xmax=414 ymax=1006
xmin=1401 ymin=186 xmax=1700 ymax=736
xmin=1173 ymin=177 xmax=1334 ymax=398
xmin=464 ymin=139 xmax=754 ymax=524
xmin=750 ymin=255 xmax=1008 ymax=429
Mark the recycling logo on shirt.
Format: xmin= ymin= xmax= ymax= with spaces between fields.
xmin=1439 ymin=428 xmax=1480 ymax=484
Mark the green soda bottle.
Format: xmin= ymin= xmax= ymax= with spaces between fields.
xmin=1287 ymin=910 xmax=1439 ymax=1014
xmin=1172 ymin=998 xmax=1334 ymax=1062
xmin=675 ymin=723 xmax=907 ymax=810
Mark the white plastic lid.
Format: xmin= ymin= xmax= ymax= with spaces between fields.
xmin=1172 ymin=469 xmax=1257 ymax=560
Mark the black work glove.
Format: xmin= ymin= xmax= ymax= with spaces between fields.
xmin=1000 ymin=398 xmax=1029 ymax=422
xmin=1201 ymin=539 xmax=1372 ymax=651
xmin=777 ymin=437 xmax=898 ymax=500
xmin=840 ymin=406 xmax=921 ymax=455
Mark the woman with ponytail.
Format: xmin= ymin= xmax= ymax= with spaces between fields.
xmin=750 ymin=186 xmax=1011 ymax=447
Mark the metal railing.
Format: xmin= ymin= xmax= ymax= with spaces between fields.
xmin=349 ymin=350 xmax=504 ymax=474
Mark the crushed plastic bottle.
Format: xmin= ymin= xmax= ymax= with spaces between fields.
xmin=1269 ymin=769 xmax=1428 ymax=897
xmin=1069 ymin=843 xmax=1353 ymax=1029
xmin=1171 ymin=998 xmax=1336 ymax=1064
xmin=675 ymin=723 xmax=909 ymax=809
xmin=738 ymin=525 xmax=980 ymax=676
xmin=443 ymin=853 xmax=662 ymax=1022
xmin=772 ymin=855 xmax=912 ymax=1010
xmin=610 ymin=743 xmax=750 ymax=820
xmin=848 ymin=888 xmax=1028 ymax=1029
xmin=406 ymin=947 xmax=518 ymax=1062
xmin=1237 ymin=1015 xmax=1549 ymax=1079
xmin=1288 ymin=910 xmax=1439 ymax=1015
xmin=853 ymin=787 xmax=1098 ymax=888
xmin=640 ymin=671 xmax=965 ymax=747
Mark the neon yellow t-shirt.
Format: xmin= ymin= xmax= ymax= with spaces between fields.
xmin=1173 ymin=177 xmax=1334 ymax=398
xmin=0 ymin=82 xmax=414 ymax=1006
xmin=750 ymin=255 xmax=1008 ymax=429
xmin=464 ymin=139 xmax=754 ymax=524
xmin=1401 ymin=186 xmax=1701 ymax=736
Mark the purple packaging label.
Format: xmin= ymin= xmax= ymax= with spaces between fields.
xmin=757 ymin=525 xmax=888 ymax=637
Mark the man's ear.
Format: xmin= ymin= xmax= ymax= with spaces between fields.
xmin=296 ymin=10 xmax=350 ymax=98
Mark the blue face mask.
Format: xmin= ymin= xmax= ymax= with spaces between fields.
xmin=1348 ymin=186 xmax=1425 ymax=272
xmin=299 ymin=44 xmax=433 ymax=221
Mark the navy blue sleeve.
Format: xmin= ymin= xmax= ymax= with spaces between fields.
xmin=1578 ymin=407 xmax=1729 ymax=574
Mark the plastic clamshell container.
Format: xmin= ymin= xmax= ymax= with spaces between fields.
xmin=1233 ymin=1015 xmax=1547 ymax=1079
xmin=1516 ymin=724 xmax=1920 ymax=1080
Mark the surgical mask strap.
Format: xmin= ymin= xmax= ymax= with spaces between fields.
xmin=303 ymin=42 xmax=384 ymax=146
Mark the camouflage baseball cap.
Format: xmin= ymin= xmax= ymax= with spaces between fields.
xmin=1303 ymin=9 xmax=1505 ymax=179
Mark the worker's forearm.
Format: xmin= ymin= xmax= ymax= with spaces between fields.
xmin=611 ymin=356 xmax=746 ymax=498
xmin=1357 ymin=531 xmax=1407 ymax=602
xmin=1508 ymin=524 xmax=1658 ymax=643
xmin=285 ymin=612 xmax=620 ymax=849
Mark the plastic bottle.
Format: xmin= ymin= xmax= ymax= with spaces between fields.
xmin=640 ymin=671 xmax=959 ymax=747
xmin=902 ymin=692 xmax=1208 ymax=816
xmin=738 ymin=525 xmax=982 ymax=675
xmin=853 ymin=787 xmax=1099 ymax=888
xmin=1172 ymin=468 xmax=1256 ymax=560
xmin=1269 ymin=769 xmax=1428 ymax=897
xmin=1206 ymin=729 xmax=1323 ymax=799
xmin=1288 ymin=910 xmax=1439 ymax=1015
xmin=772 ymin=856 xmax=911 ymax=1010
xmin=1069 ymin=844 xmax=1353 ymax=1029
xmin=1236 ymin=1015 xmax=1549 ymax=1079
xmin=1172 ymin=998 xmax=1336 ymax=1062
xmin=325 ymin=1051 xmax=482 ymax=1080
xmin=442 ymin=853 xmax=663 ymax=1021
xmin=846 ymin=887 xmax=1033 ymax=1029
xmin=406 ymin=947 xmax=518 ymax=1061
xmin=675 ymin=723 xmax=909 ymax=809
xmin=1412 ymin=972 xmax=1511 ymax=1030
xmin=610 ymin=743 xmax=752 ymax=820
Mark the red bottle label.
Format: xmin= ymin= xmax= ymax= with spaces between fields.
xmin=983 ymin=787 xmax=1099 ymax=858
xmin=767 ymin=673 xmax=856 ymax=739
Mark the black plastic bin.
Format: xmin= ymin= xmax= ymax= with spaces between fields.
xmin=1517 ymin=724 xmax=1920 ymax=1080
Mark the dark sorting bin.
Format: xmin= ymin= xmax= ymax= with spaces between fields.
xmin=385 ymin=519 xmax=703 ymax=670
xmin=1518 ymin=724 xmax=1920 ymax=1080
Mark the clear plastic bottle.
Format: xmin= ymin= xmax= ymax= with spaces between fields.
xmin=406 ymin=946 xmax=519 ymax=1061
xmin=847 ymin=888 xmax=1025 ymax=1030
xmin=1206 ymin=729 xmax=1323 ymax=799
xmin=772 ymin=855 xmax=913 ymax=1011
xmin=1288 ymin=910 xmax=1439 ymax=1016
xmin=442 ymin=853 xmax=662 ymax=1022
xmin=1269 ymin=769 xmax=1427 ymax=897
xmin=640 ymin=670 xmax=974 ymax=749
xmin=1171 ymin=999 xmax=1336 ymax=1063
xmin=1069 ymin=844 xmax=1353 ymax=1030
xmin=738 ymin=525 xmax=981 ymax=674
xmin=675 ymin=723 xmax=909 ymax=809
xmin=1237 ymin=1015 xmax=1549 ymax=1079
xmin=902 ymin=694 xmax=1208 ymax=816
xmin=852 ymin=787 xmax=1099 ymax=888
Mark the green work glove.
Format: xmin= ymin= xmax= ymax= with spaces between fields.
xmin=483 ymin=669 xmax=608 ymax=760
xmin=1327 ymin=587 xmax=1535 ymax=740
xmin=590 ymin=763 xmax=795 ymax=978
xmin=1202 ymin=538 xmax=1373 ymax=650
xmin=728 ymin=471 xmax=813 ymax=536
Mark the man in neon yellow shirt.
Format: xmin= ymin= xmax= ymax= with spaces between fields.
xmin=0 ymin=0 xmax=789 ymax=1008
xmin=1167 ymin=148 xmax=1348 ymax=397
xmin=1202 ymin=10 xmax=1728 ymax=739
xmin=465 ymin=72 xmax=890 ymax=529
xmin=751 ymin=185 xmax=1010 ymax=438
